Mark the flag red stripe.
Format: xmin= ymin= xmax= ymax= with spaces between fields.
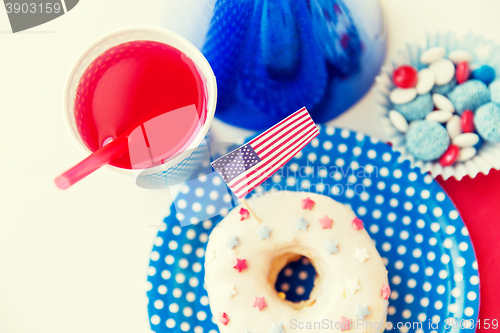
xmin=227 ymin=119 xmax=316 ymax=187
xmin=251 ymin=113 xmax=310 ymax=151
xmin=228 ymin=126 xmax=318 ymax=189
xmin=230 ymin=127 xmax=319 ymax=194
xmin=248 ymin=108 xmax=307 ymax=147
xmin=232 ymin=129 xmax=319 ymax=198
xmin=256 ymin=121 xmax=317 ymax=161
xmin=254 ymin=117 xmax=313 ymax=155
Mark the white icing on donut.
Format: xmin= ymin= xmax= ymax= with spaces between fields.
xmin=204 ymin=191 xmax=389 ymax=332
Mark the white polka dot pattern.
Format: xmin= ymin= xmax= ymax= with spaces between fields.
xmin=147 ymin=126 xmax=479 ymax=333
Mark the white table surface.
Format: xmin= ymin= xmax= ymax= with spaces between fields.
xmin=1 ymin=0 xmax=499 ymax=332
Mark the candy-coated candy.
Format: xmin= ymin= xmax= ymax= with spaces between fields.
xmin=448 ymin=50 xmax=474 ymax=64
xmin=425 ymin=110 xmax=453 ymax=123
xmin=446 ymin=115 xmax=462 ymax=139
xmin=432 ymin=93 xmax=455 ymax=112
xmin=420 ymin=46 xmax=446 ymax=64
xmin=474 ymin=135 xmax=484 ymax=150
xmin=428 ymin=59 xmax=455 ymax=85
xmin=457 ymin=147 xmax=477 ymax=162
xmin=390 ymin=88 xmax=417 ymax=104
xmin=469 ymin=63 xmax=481 ymax=71
xmin=488 ymin=79 xmax=500 ymax=104
xmin=432 ymin=77 xmax=456 ymax=95
xmin=456 ymin=61 xmax=471 ymax=84
xmin=460 ymin=110 xmax=475 ymax=133
xmin=439 ymin=145 xmax=460 ymax=166
xmin=393 ymin=65 xmax=418 ymax=88
xmin=474 ymin=102 xmax=500 ymax=142
xmin=452 ymin=133 xmax=480 ymax=148
xmin=388 ymin=110 xmax=409 ymax=132
xmin=394 ymin=93 xmax=434 ymax=121
xmin=416 ymin=68 xmax=435 ymax=94
xmin=406 ymin=120 xmax=450 ymax=161
xmin=447 ymin=80 xmax=491 ymax=114
xmin=472 ymin=65 xmax=496 ymax=85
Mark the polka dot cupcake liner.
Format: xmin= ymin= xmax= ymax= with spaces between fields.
xmin=146 ymin=125 xmax=479 ymax=333
xmin=376 ymin=31 xmax=500 ymax=180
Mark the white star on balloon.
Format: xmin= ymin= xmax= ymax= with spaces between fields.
xmin=256 ymin=225 xmax=272 ymax=240
xmin=345 ymin=278 xmax=360 ymax=295
xmin=225 ymin=235 xmax=239 ymax=249
xmin=221 ymin=284 xmax=237 ymax=299
xmin=325 ymin=240 xmax=339 ymax=255
xmin=294 ymin=216 xmax=310 ymax=231
xmin=354 ymin=248 xmax=370 ymax=262
xmin=269 ymin=322 xmax=285 ymax=333
xmin=355 ymin=304 xmax=371 ymax=320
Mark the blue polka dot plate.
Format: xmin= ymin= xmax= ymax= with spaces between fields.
xmin=146 ymin=126 xmax=479 ymax=333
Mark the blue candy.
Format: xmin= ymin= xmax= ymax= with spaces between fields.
xmin=394 ymin=93 xmax=433 ymax=121
xmin=472 ymin=65 xmax=496 ymax=85
xmin=474 ymin=135 xmax=484 ymax=150
xmin=406 ymin=120 xmax=450 ymax=161
xmin=474 ymin=102 xmax=500 ymax=142
xmin=432 ymin=77 xmax=457 ymax=95
xmin=447 ymin=80 xmax=491 ymax=114
xmin=488 ymin=79 xmax=500 ymax=104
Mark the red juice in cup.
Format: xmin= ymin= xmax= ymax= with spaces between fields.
xmin=74 ymin=40 xmax=207 ymax=170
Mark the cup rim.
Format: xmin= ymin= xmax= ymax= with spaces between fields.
xmin=62 ymin=26 xmax=217 ymax=175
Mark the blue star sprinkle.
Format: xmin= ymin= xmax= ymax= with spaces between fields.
xmin=256 ymin=225 xmax=272 ymax=240
xmin=325 ymin=240 xmax=339 ymax=255
xmin=354 ymin=304 xmax=371 ymax=320
xmin=225 ymin=236 xmax=239 ymax=249
xmin=294 ymin=216 xmax=310 ymax=231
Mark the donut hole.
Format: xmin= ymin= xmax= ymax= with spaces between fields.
xmin=269 ymin=253 xmax=318 ymax=309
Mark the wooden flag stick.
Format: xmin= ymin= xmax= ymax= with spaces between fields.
xmin=241 ymin=198 xmax=261 ymax=224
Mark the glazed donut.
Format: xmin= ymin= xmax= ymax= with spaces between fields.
xmin=204 ymin=191 xmax=389 ymax=333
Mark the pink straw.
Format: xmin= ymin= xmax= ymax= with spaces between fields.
xmin=55 ymin=136 xmax=129 ymax=189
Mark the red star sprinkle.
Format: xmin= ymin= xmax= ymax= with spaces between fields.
xmin=219 ymin=312 xmax=229 ymax=326
xmin=382 ymin=284 xmax=391 ymax=300
xmin=319 ymin=215 xmax=333 ymax=229
xmin=301 ymin=197 xmax=315 ymax=210
xmin=233 ymin=258 xmax=248 ymax=273
xmin=252 ymin=296 xmax=267 ymax=311
xmin=340 ymin=316 xmax=351 ymax=331
xmin=352 ymin=217 xmax=364 ymax=230
xmin=239 ymin=208 xmax=250 ymax=221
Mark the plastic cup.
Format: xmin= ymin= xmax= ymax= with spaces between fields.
xmin=63 ymin=26 xmax=217 ymax=184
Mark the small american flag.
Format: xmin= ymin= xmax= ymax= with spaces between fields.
xmin=211 ymin=107 xmax=319 ymax=199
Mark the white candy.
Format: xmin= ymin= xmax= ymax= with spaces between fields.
xmin=425 ymin=110 xmax=453 ymax=123
xmin=388 ymin=110 xmax=409 ymax=132
xmin=416 ymin=68 xmax=435 ymax=94
xmin=420 ymin=46 xmax=446 ymax=64
xmin=453 ymin=133 xmax=480 ymax=148
xmin=470 ymin=63 xmax=481 ymax=71
xmin=448 ymin=50 xmax=474 ymax=64
xmin=458 ymin=147 xmax=477 ymax=162
xmin=432 ymin=93 xmax=455 ymax=112
xmin=446 ymin=115 xmax=462 ymax=139
xmin=389 ymin=88 xmax=417 ymax=104
xmin=428 ymin=59 xmax=455 ymax=85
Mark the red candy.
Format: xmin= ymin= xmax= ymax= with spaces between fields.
xmin=461 ymin=110 xmax=475 ymax=133
xmin=456 ymin=61 xmax=471 ymax=84
xmin=393 ymin=65 xmax=418 ymax=88
xmin=439 ymin=145 xmax=460 ymax=167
